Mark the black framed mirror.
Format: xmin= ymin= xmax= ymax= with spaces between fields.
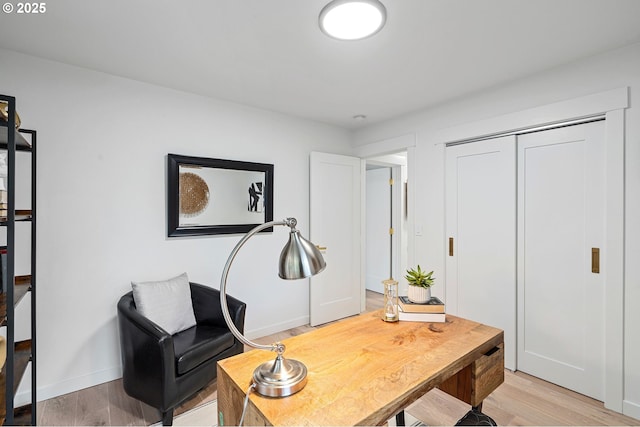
xmin=167 ymin=154 xmax=274 ymax=237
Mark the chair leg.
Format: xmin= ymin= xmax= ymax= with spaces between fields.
xmin=395 ymin=410 xmax=406 ymax=426
xmin=162 ymin=409 xmax=174 ymax=426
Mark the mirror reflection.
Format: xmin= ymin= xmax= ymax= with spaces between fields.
xmin=178 ymin=165 xmax=266 ymax=226
xmin=167 ymin=154 xmax=274 ymax=237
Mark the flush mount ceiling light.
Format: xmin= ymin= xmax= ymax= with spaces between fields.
xmin=319 ymin=0 xmax=387 ymax=41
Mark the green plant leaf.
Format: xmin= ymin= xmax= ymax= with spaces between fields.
xmin=405 ymin=264 xmax=435 ymax=288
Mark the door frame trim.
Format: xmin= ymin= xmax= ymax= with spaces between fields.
xmin=434 ymin=87 xmax=627 ymax=146
xmin=604 ymin=108 xmax=625 ymax=412
xmin=355 ymin=135 xmax=417 ymax=311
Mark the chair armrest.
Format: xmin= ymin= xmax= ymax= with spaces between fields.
xmin=190 ymin=282 xmax=246 ymax=334
xmin=117 ymin=292 xmax=176 ymax=404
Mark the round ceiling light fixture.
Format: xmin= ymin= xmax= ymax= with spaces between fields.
xmin=319 ymin=0 xmax=387 ymax=41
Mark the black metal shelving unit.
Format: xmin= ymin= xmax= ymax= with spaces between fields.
xmin=0 ymin=94 xmax=36 ymax=426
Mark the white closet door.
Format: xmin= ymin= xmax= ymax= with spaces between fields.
xmin=445 ymin=135 xmax=516 ymax=370
xmin=517 ymin=121 xmax=605 ymax=400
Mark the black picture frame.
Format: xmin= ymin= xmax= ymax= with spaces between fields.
xmin=167 ymin=153 xmax=274 ymax=237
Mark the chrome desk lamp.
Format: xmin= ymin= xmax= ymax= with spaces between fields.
xmin=219 ymin=217 xmax=326 ymax=397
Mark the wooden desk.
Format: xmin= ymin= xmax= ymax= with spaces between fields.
xmin=217 ymin=311 xmax=504 ymax=426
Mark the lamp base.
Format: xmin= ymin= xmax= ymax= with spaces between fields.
xmin=252 ymin=354 xmax=308 ymax=397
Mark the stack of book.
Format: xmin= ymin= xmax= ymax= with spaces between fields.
xmin=398 ymin=295 xmax=446 ymax=322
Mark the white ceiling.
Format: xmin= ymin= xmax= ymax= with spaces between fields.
xmin=1 ymin=0 xmax=640 ymax=129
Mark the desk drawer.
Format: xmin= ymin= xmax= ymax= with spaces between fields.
xmin=439 ymin=343 xmax=504 ymax=406
xmin=473 ymin=343 xmax=504 ymax=404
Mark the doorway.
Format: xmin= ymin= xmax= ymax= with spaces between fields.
xmin=365 ymin=152 xmax=408 ymax=295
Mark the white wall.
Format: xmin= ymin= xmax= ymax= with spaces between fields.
xmin=354 ymin=42 xmax=640 ymax=418
xmin=0 ymin=48 xmax=353 ymax=401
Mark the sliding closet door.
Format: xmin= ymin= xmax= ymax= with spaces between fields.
xmin=445 ymin=135 xmax=516 ymax=370
xmin=517 ymin=121 xmax=605 ymax=400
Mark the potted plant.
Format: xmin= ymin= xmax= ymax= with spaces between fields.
xmin=405 ymin=265 xmax=435 ymax=303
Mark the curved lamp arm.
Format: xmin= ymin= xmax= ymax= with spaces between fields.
xmin=219 ymin=217 xmax=325 ymax=398
xmin=220 ymin=218 xmax=293 ymax=354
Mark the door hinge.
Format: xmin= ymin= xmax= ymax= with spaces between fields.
xmin=389 ymin=227 xmax=394 ymax=235
xmin=389 ymin=178 xmax=394 ymax=186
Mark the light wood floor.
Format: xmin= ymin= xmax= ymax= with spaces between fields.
xmin=37 ymin=291 xmax=639 ymax=426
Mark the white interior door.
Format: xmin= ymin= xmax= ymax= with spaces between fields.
xmin=517 ymin=121 xmax=605 ymax=400
xmin=309 ymin=152 xmax=362 ymax=326
xmin=445 ymin=135 xmax=517 ymax=370
xmin=365 ymin=167 xmax=391 ymax=293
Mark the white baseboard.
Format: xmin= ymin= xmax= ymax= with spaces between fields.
xmin=22 ymin=318 xmax=308 ymax=404
xmin=31 ymin=365 xmax=123 ymax=403
xmin=17 ymin=317 xmax=308 ymax=405
xmin=623 ymin=399 xmax=640 ymax=421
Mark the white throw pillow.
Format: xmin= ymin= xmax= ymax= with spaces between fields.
xmin=131 ymin=272 xmax=197 ymax=335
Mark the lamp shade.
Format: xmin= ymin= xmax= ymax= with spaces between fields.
xmin=279 ymin=229 xmax=326 ymax=279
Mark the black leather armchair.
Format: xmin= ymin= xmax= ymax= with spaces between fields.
xmin=117 ymin=282 xmax=246 ymax=426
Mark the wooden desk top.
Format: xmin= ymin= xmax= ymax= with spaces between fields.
xmin=217 ymin=311 xmax=503 ymax=426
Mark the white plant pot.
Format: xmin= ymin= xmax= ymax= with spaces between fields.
xmin=407 ymin=286 xmax=431 ymax=303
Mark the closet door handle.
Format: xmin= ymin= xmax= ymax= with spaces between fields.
xmin=592 ymin=248 xmax=600 ymax=274
xmin=449 ymin=238 xmax=454 ymax=256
